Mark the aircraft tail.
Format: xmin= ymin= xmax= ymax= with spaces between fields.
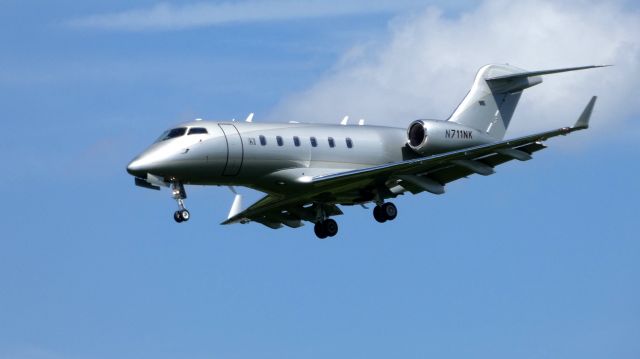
xmin=447 ymin=64 xmax=607 ymax=140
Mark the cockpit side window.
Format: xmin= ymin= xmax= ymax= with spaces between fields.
xmin=156 ymin=127 xmax=187 ymax=142
xmin=188 ymin=127 xmax=208 ymax=135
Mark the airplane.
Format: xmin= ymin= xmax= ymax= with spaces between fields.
xmin=126 ymin=64 xmax=605 ymax=239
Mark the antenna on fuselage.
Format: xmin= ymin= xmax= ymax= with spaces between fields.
xmin=340 ymin=116 xmax=349 ymax=125
xmin=245 ymin=113 xmax=254 ymax=123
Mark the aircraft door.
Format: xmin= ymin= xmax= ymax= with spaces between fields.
xmin=218 ymin=124 xmax=244 ymax=176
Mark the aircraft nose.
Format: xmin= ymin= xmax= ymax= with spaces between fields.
xmin=126 ymin=157 xmax=147 ymax=177
xmin=127 ymin=145 xmax=176 ymax=178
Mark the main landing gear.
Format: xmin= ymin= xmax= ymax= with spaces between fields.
xmin=312 ymin=204 xmax=339 ymax=239
xmin=373 ymin=202 xmax=397 ymax=223
xmin=312 ymin=201 xmax=398 ymax=239
xmin=314 ymin=219 xmax=338 ymax=239
xmin=171 ymin=181 xmax=190 ymax=223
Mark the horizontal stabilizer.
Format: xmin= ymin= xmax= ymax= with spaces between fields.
xmin=487 ymin=65 xmax=610 ymax=82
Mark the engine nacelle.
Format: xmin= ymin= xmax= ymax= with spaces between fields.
xmin=407 ymin=119 xmax=495 ymax=156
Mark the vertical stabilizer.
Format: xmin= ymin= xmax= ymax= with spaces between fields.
xmin=448 ymin=64 xmax=608 ymax=140
xmin=447 ymin=64 xmax=538 ymax=140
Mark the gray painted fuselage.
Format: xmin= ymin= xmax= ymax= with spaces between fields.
xmin=127 ymin=111 xmax=499 ymax=195
xmin=129 ymin=122 xmax=412 ymax=194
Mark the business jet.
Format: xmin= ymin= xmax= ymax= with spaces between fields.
xmin=127 ymin=64 xmax=604 ymax=239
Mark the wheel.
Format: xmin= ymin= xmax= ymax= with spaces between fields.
xmin=373 ymin=205 xmax=387 ymax=223
xmin=180 ymin=209 xmax=190 ymax=222
xmin=173 ymin=211 xmax=183 ymax=223
xmin=314 ymin=222 xmax=328 ymax=239
xmin=382 ymin=202 xmax=397 ymax=220
xmin=323 ymin=219 xmax=338 ymax=237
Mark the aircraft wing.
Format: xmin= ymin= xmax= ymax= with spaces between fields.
xmin=223 ymin=96 xmax=595 ymax=228
xmin=221 ymin=192 xmax=343 ymax=228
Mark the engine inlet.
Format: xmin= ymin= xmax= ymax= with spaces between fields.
xmin=408 ymin=121 xmax=426 ymax=147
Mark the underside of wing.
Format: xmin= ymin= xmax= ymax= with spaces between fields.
xmin=221 ymin=193 xmax=343 ymax=229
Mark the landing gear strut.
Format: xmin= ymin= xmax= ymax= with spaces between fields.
xmin=314 ymin=219 xmax=338 ymax=239
xmin=171 ymin=181 xmax=190 ymax=223
xmin=373 ymin=202 xmax=397 ymax=223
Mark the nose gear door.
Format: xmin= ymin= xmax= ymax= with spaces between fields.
xmin=218 ymin=124 xmax=244 ymax=176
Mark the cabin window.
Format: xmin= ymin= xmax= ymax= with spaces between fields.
xmin=293 ymin=136 xmax=301 ymax=147
xmin=328 ymin=137 xmax=335 ymax=148
xmin=188 ymin=127 xmax=208 ymax=135
xmin=276 ymin=136 xmax=284 ymax=146
xmin=346 ymin=137 xmax=353 ymax=148
xmin=259 ymin=135 xmax=267 ymax=146
xmin=310 ymin=137 xmax=318 ymax=147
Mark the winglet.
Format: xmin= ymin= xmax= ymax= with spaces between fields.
xmin=227 ymin=187 xmax=243 ymax=220
xmin=573 ymin=96 xmax=597 ymax=130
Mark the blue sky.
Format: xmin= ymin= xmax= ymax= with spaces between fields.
xmin=1 ymin=1 xmax=639 ymax=358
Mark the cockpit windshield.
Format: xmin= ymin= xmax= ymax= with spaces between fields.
xmin=188 ymin=127 xmax=208 ymax=135
xmin=155 ymin=127 xmax=187 ymax=142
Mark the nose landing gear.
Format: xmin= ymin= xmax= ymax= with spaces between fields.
xmin=174 ymin=209 xmax=190 ymax=223
xmin=171 ymin=181 xmax=190 ymax=223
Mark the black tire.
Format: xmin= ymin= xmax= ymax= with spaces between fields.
xmin=180 ymin=209 xmax=190 ymax=222
xmin=323 ymin=219 xmax=338 ymax=237
xmin=382 ymin=202 xmax=397 ymax=220
xmin=314 ymin=222 xmax=328 ymax=239
xmin=174 ymin=211 xmax=183 ymax=223
xmin=373 ymin=205 xmax=387 ymax=223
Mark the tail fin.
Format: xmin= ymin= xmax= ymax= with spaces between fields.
xmin=447 ymin=64 xmax=608 ymax=140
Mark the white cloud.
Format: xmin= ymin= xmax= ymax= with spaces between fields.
xmin=68 ymin=0 xmax=423 ymax=31
xmin=269 ymin=0 xmax=640 ymax=138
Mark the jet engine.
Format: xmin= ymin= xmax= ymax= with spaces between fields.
xmin=406 ymin=119 xmax=493 ymax=156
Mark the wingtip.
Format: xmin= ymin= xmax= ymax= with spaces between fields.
xmin=220 ymin=217 xmax=237 ymax=225
xmin=579 ymin=64 xmax=613 ymax=70
xmin=573 ymin=96 xmax=597 ymax=129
